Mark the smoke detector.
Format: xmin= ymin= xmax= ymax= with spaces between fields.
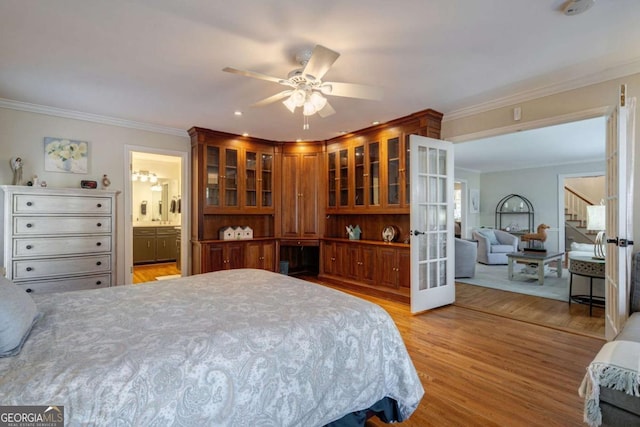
xmin=563 ymin=0 xmax=595 ymax=16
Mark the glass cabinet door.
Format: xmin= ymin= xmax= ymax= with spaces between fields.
xmin=405 ymin=136 xmax=411 ymax=205
xmin=354 ymin=145 xmax=364 ymax=206
xmin=328 ymin=151 xmax=337 ymax=208
xmin=206 ymin=146 xmax=220 ymax=207
xmin=224 ymin=149 xmax=238 ymax=207
xmin=261 ymin=153 xmax=273 ymax=208
xmin=369 ymin=142 xmax=380 ymax=207
xmin=339 ymin=148 xmax=349 ymax=207
xmin=245 ymin=151 xmax=257 ymax=207
xmin=387 ymin=137 xmax=400 ymax=205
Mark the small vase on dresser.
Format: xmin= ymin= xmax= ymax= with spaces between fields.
xmin=0 ymin=185 xmax=119 ymax=294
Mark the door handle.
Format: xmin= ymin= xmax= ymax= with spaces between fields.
xmin=411 ymin=230 xmax=425 ymax=236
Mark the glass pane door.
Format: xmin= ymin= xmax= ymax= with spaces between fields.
xmin=224 ymin=149 xmax=238 ymax=207
xmin=206 ymin=146 xmax=220 ymax=207
xmin=245 ymin=151 xmax=257 ymax=207
xmin=354 ymin=145 xmax=364 ymax=206
xmin=410 ymin=135 xmax=454 ymax=313
xmin=261 ymin=153 xmax=273 ymax=207
xmin=328 ymin=151 xmax=336 ymax=208
xmin=369 ymin=142 xmax=380 ymax=206
xmin=387 ymin=137 xmax=400 ymax=205
xmin=339 ymin=148 xmax=349 ymax=207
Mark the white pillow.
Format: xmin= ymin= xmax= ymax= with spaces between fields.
xmin=0 ymin=276 xmax=41 ymax=357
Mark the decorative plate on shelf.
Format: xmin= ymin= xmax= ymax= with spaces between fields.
xmin=382 ymin=225 xmax=398 ymax=242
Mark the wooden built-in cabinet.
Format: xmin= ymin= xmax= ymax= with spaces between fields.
xmin=319 ymin=238 xmax=410 ymax=302
xmin=189 ymin=109 xmax=442 ymax=302
xmin=326 ymin=110 xmax=441 ymax=214
xmin=244 ymin=240 xmax=275 ymax=271
xmin=279 ymin=143 xmax=324 ymax=243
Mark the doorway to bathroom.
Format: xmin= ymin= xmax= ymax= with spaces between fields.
xmin=124 ymin=147 xmax=188 ymax=284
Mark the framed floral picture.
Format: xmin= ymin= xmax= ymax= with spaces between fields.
xmin=44 ymin=137 xmax=89 ymax=173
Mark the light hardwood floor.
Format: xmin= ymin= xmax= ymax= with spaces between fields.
xmin=132 ymin=262 xmax=181 ymax=284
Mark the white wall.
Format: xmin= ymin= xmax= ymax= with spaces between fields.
xmin=0 ymin=107 xmax=190 ymax=284
xmin=478 ymin=161 xmax=604 ymax=252
xmin=565 ymin=176 xmax=605 ymax=205
xmin=454 ymin=168 xmax=481 ymax=238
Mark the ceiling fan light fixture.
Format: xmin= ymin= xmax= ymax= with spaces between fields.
xmin=303 ymin=102 xmax=317 ymax=116
xmin=283 ymin=96 xmax=297 ymax=113
xmin=320 ymin=84 xmax=332 ymax=95
xmin=292 ymin=89 xmax=306 ymax=107
xmin=310 ymin=92 xmax=327 ymax=111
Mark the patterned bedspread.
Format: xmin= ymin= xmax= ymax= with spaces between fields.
xmin=0 ymin=269 xmax=423 ymax=426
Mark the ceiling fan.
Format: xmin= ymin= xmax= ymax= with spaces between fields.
xmin=223 ymin=45 xmax=382 ymax=123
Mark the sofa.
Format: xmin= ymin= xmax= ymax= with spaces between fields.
xmin=455 ymin=238 xmax=477 ymax=278
xmin=581 ymin=251 xmax=640 ymax=426
xmin=472 ymin=229 xmax=519 ymax=265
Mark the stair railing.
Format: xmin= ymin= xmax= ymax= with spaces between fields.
xmin=564 ymin=186 xmax=595 ymax=227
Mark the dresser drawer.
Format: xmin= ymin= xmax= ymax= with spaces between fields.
xmin=18 ymin=274 xmax=111 ymax=294
xmin=13 ymin=254 xmax=111 ymax=280
xmin=13 ymin=217 xmax=112 ymax=235
xmin=13 ymin=194 xmax=112 ymax=214
xmin=13 ymin=236 xmax=111 ymax=257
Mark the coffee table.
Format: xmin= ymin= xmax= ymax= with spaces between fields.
xmin=506 ymin=251 xmax=565 ymax=285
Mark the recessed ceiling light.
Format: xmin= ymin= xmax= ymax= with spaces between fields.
xmin=234 ymin=111 xmax=243 ymax=116
xmin=242 ymin=132 xmax=249 ymax=137
xmin=339 ymin=131 xmax=347 ymax=135
xmin=372 ymin=121 xmax=380 ymax=125
xmin=296 ymin=138 xmax=302 ymax=142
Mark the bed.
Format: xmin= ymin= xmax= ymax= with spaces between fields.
xmin=0 ymin=268 xmax=423 ymax=426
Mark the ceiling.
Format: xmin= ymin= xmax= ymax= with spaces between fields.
xmin=1 ymin=1 xmax=639 ymax=143
xmin=454 ymin=116 xmax=606 ymax=173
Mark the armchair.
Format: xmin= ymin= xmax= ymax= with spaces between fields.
xmin=455 ymin=238 xmax=477 ymax=278
xmin=472 ymin=229 xmax=519 ymax=265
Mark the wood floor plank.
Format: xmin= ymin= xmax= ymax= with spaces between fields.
xmin=302 ymin=278 xmax=604 ymax=426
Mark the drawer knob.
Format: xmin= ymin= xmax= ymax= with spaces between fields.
xmin=97 ymin=203 xmax=102 ymax=208
xmin=96 ymin=261 xmax=102 ymax=266
xmin=96 ymin=242 xmax=102 ymax=246
xmin=97 ymin=223 xmax=102 ymax=227
xmin=26 ymin=267 xmax=33 ymax=271
xmin=26 ymin=223 xmax=33 ymax=228
xmin=26 ymin=245 xmax=32 ymax=250
xmin=96 ymin=281 xmax=102 ymax=285
xmin=25 ymin=288 xmax=32 ymax=293
xmin=26 ymin=201 xmax=33 ymax=206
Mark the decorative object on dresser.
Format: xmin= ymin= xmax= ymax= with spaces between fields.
xmin=0 ymin=186 xmax=119 ymax=294
xmin=346 ymin=225 xmax=361 ymax=240
xmin=382 ymin=225 xmax=398 ymax=242
xmin=9 ymin=157 xmax=23 ymax=186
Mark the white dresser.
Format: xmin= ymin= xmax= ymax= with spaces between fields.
xmin=0 ymin=186 xmax=118 ymax=294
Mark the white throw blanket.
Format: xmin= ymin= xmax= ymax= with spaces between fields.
xmin=579 ymin=340 xmax=640 ymax=426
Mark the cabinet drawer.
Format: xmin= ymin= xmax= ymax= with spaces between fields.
xmin=133 ymin=228 xmax=156 ymax=236
xmin=18 ymin=274 xmax=111 ymax=294
xmin=13 ymin=254 xmax=111 ymax=280
xmin=13 ymin=236 xmax=111 ymax=257
xmin=13 ymin=216 xmax=112 ymax=235
xmin=13 ymin=194 xmax=112 ymax=214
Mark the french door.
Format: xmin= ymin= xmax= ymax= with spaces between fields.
xmin=605 ymin=85 xmax=636 ymax=340
xmin=410 ymin=135 xmax=455 ymax=313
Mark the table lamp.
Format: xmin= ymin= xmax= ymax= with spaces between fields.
xmin=586 ymin=204 xmax=606 ymax=260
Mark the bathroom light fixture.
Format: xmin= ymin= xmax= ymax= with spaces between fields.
xmin=131 ymin=170 xmax=158 ymax=183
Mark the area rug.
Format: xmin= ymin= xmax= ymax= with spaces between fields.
xmin=456 ymin=263 xmax=569 ymax=302
xmin=155 ymin=274 xmax=181 ymax=281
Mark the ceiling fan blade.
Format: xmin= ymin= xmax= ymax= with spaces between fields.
xmin=323 ymin=81 xmax=383 ymax=101
xmin=303 ymin=45 xmax=340 ymax=81
xmin=317 ymin=101 xmax=336 ymax=118
xmin=251 ymin=90 xmax=292 ymax=107
xmin=223 ymin=67 xmax=287 ymax=85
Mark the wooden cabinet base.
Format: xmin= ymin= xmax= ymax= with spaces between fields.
xmin=317 ymin=273 xmax=409 ymax=304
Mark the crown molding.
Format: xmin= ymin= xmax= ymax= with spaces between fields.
xmin=442 ymin=58 xmax=640 ymax=122
xmin=0 ymin=98 xmax=189 ymax=138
